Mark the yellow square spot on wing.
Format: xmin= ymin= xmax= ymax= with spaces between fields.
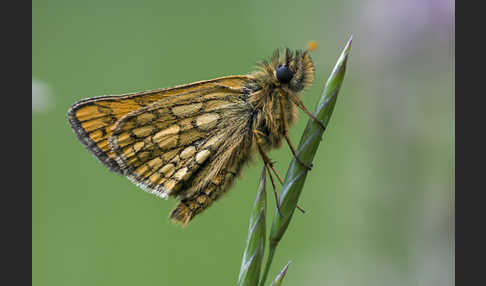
xmin=122 ymin=145 xmax=135 ymax=157
xmin=202 ymin=133 xmax=225 ymax=149
xmin=135 ymin=164 xmax=149 ymax=177
xmin=89 ymin=129 xmax=104 ymax=141
xmin=196 ymin=195 xmax=208 ymax=204
xmin=205 ymin=100 xmax=232 ymax=111
xmin=75 ymin=105 xmax=100 ymax=121
xmin=158 ymin=136 xmax=178 ymax=150
xmin=173 ymin=167 xmax=189 ymax=181
xmin=137 ymin=151 xmax=151 ymax=161
xmin=163 ymin=179 xmax=178 ymax=192
xmin=116 ymin=132 xmax=135 ymax=147
xmin=81 ymin=118 xmax=107 ymax=132
xmin=153 ymin=125 xmax=180 ymax=143
xmin=195 ymin=149 xmax=210 ymax=164
xmin=171 ymin=103 xmax=203 ymax=117
xmin=136 ymin=113 xmax=156 ymax=125
xmin=180 ymin=146 xmax=196 ymax=159
xmin=196 ymin=113 xmax=219 ymax=130
xmin=149 ymin=172 xmax=162 ymax=184
xmin=132 ymin=126 xmax=154 ymax=138
xmin=147 ymin=157 xmax=163 ymax=169
xmin=133 ymin=141 xmax=145 ymax=153
xmin=160 ymin=163 xmax=175 ymax=177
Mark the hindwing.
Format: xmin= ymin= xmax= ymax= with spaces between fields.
xmin=108 ymin=82 xmax=255 ymax=199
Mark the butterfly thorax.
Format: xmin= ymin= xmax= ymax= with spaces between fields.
xmin=247 ymin=86 xmax=299 ymax=149
xmin=246 ymin=48 xmax=315 ymax=150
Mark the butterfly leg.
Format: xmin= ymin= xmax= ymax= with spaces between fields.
xmin=255 ymin=130 xmax=307 ymax=215
xmin=259 ymin=145 xmax=307 ymax=215
xmin=254 ymin=132 xmax=284 ymax=217
xmin=254 ymin=130 xmax=284 ymax=185
xmin=288 ymin=93 xmax=326 ymax=131
xmin=279 ymin=99 xmax=313 ymax=171
xmin=263 ymin=164 xmax=283 ymax=217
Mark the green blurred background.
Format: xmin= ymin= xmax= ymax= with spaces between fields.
xmin=32 ymin=1 xmax=454 ymax=285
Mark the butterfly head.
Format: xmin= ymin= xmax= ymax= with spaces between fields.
xmin=255 ymin=48 xmax=315 ymax=93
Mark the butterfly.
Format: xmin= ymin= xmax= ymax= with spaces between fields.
xmin=67 ymin=45 xmax=322 ymax=226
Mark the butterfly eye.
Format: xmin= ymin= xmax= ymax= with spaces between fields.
xmin=276 ymin=65 xmax=294 ymax=84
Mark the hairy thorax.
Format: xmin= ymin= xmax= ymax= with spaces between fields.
xmin=249 ymin=87 xmax=299 ymax=150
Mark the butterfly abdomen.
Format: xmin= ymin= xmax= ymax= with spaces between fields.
xmin=170 ymin=123 xmax=254 ymax=225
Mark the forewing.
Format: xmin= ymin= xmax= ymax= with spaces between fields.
xmin=108 ymin=80 xmax=254 ymax=199
xmin=67 ymin=76 xmax=249 ymax=174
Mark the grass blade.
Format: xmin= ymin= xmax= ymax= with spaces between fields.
xmin=260 ymin=35 xmax=353 ymax=286
xmin=270 ymin=261 xmax=291 ymax=286
xmin=237 ymin=166 xmax=268 ymax=286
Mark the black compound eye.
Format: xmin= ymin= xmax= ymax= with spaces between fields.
xmin=276 ymin=65 xmax=294 ymax=84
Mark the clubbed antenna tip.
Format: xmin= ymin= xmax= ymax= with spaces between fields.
xmin=306 ymin=40 xmax=318 ymax=52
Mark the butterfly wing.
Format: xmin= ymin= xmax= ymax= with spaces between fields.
xmin=108 ymin=80 xmax=257 ymax=224
xmin=69 ymin=75 xmax=257 ymax=225
xmin=67 ymin=76 xmax=250 ymax=174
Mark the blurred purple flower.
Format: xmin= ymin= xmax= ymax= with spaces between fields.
xmin=358 ymin=0 xmax=454 ymax=64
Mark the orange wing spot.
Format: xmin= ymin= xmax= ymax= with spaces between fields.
xmin=160 ymin=163 xmax=176 ymax=177
xmin=135 ymin=164 xmax=150 ymax=177
xmin=81 ymin=118 xmax=109 ymax=132
xmin=163 ymin=179 xmax=178 ymax=193
xmin=147 ymin=157 xmax=164 ymax=169
xmin=148 ymin=173 xmax=163 ymax=185
xmin=126 ymin=155 xmax=140 ymax=166
xmin=155 ymin=135 xmax=176 ymax=150
xmin=76 ymin=105 xmax=99 ymax=122
xmin=132 ymin=126 xmax=155 ymax=138
xmin=96 ymin=140 xmax=110 ymax=152
xmin=89 ymin=129 xmax=104 ymax=142
xmin=116 ymin=132 xmax=135 ymax=147
xmin=138 ymin=151 xmax=151 ymax=161
xmin=136 ymin=112 xmax=157 ymax=125
xmin=122 ymin=145 xmax=136 ymax=158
